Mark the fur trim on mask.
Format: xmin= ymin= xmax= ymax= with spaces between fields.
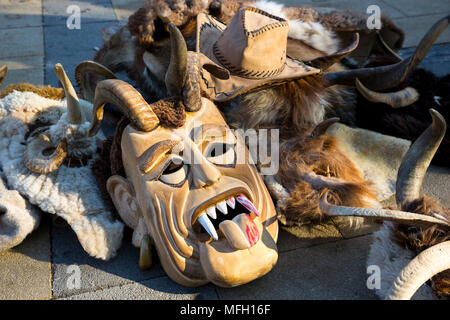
xmin=0 ymin=169 xmax=41 ymax=251
xmin=0 ymin=89 xmax=124 ymax=260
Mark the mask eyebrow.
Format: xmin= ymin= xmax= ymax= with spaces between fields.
xmin=138 ymin=139 xmax=182 ymax=174
xmin=191 ymin=124 xmax=236 ymax=144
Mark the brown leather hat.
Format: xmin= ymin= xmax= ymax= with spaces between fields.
xmin=196 ymin=7 xmax=321 ymax=102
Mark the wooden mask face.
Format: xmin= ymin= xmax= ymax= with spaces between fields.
xmin=108 ymin=98 xmax=278 ymax=287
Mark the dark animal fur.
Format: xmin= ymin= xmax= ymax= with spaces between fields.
xmin=355 ymin=58 xmax=450 ymax=167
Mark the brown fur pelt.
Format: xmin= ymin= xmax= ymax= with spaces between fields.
xmin=392 ymin=195 xmax=450 ymax=297
xmin=276 ymin=133 xmax=376 ymax=225
xmin=127 ymin=0 xmax=254 ymax=49
xmin=317 ymin=11 xmax=404 ymax=52
xmin=223 ymin=75 xmax=356 ymax=133
xmin=0 ymin=83 xmax=64 ymax=100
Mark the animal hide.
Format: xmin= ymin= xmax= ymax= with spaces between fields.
xmin=0 ymin=88 xmax=124 ymax=260
xmin=355 ymin=65 xmax=450 ymax=167
xmin=0 ymin=168 xmax=41 ymax=251
xmin=367 ymin=222 xmax=437 ymax=300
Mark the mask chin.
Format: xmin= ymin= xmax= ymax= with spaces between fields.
xmin=198 ymin=215 xmax=278 ymax=287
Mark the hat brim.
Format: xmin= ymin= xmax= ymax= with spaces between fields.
xmin=196 ymin=13 xmax=321 ymax=102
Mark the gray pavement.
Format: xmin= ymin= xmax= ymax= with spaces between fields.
xmin=0 ymin=0 xmax=449 ymax=300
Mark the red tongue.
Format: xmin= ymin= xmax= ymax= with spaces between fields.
xmin=244 ymin=215 xmax=259 ymax=246
xmin=219 ymin=213 xmax=260 ymax=250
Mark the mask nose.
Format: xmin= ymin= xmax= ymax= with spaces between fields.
xmin=188 ymin=143 xmax=221 ymax=188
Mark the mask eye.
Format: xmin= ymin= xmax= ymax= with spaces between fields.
xmin=159 ymin=161 xmax=188 ymax=186
xmin=206 ymin=143 xmax=236 ymax=166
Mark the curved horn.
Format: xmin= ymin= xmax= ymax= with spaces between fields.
xmin=311 ymin=118 xmax=340 ymax=137
xmin=0 ymin=65 xmax=7 ymax=87
xmin=24 ymin=134 xmax=67 ymax=174
xmin=75 ymin=60 xmax=117 ymax=102
xmin=396 ymin=109 xmax=447 ymax=207
xmin=88 ymin=79 xmax=159 ymax=137
xmin=320 ymin=191 xmax=450 ymax=227
xmin=165 ymin=23 xmax=187 ymax=96
xmin=54 ymin=63 xmax=82 ymax=124
xmin=355 ymin=78 xmax=419 ymax=108
xmin=309 ymin=33 xmax=359 ymax=71
xmin=376 ymin=32 xmax=403 ymax=62
xmin=324 ymin=15 xmax=449 ymax=90
xmin=387 ymin=241 xmax=450 ymax=300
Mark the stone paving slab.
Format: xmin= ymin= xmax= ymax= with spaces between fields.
xmin=43 ymin=0 xmax=116 ymax=27
xmin=0 ymin=0 xmax=42 ymax=29
xmin=309 ymin=0 xmax=406 ymax=19
xmin=0 ymin=55 xmax=44 ymax=85
xmin=62 ymin=276 xmax=219 ymax=300
xmin=52 ymin=222 xmax=165 ymax=299
xmin=383 ymin=0 xmax=450 ymax=17
xmin=0 ymin=215 xmax=51 ymax=300
xmin=110 ymin=0 xmax=145 ymax=21
xmin=216 ymin=235 xmax=377 ymax=300
xmin=0 ymin=26 xmax=43 ymax=59
xmin=394 ymin=13 xmax=450 ymax=48
xmin=277 ymin=222 xmax=342 ymax=253
xmin=422 ymin=165 xmax=450 ymax=208
xmin=400 ymin=43 xmax=450 ymax=77
xmin=44 ymin=21 xmax=115 ymax=86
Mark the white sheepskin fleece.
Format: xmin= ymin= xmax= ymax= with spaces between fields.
xmin=367 ymin=222 xmax=436 ymax=300
xmin=254 ymin=0 xmax=340 ymax=55
xmin=0 ymin=90 xmax=124 ymax=260
xmin=0 ymin=169 xmax=41 ymax=250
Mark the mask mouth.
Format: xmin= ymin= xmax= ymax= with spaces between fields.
xmin=191 ymin=189 xmax=260 ymax=246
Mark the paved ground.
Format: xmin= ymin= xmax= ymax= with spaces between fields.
xmin=0 ymin=0 xmax=449 ymax=300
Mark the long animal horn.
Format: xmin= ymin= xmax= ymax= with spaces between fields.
xmin=396 ymin=109 xmax=446 ymax=207
xmin=24 ymin=134 xmax=67 ymax=174
xmin=88 ymin=79 xmax=159 ymax=137
xmin=75 ymin=60 xmax=117 ymax=102
xmin=165 ymin=23 xmax=187 ymax=97
xmin=0 ymin=65 xmax=7 ymax=87
xmin=376 ymin=32 xmax=403 ymax=62
xmin=309 ymin=33 xmax=359 ymax=71
xmin=54 ymin=63 xmax=82 ymax=124
xmin=323 ymin=15 xmax=449 ymax=90
xmin=386 ymin=240 xmax=450 ymax=300
xmin=319 ymin=191 xmax=450 ymax=227
xmin=355 ymin=78 xmax=419 ymax=108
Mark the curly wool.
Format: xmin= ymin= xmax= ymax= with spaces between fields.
xmin=0 ymin=170 xmax=41 ymax=251
xmin=0 ymin=90 xmax=124 ymax=260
